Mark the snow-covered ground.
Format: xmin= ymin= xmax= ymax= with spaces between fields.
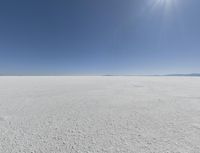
xmin=0 ymin=76 xmax=200 ymax=153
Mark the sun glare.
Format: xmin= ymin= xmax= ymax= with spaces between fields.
xmin=148 ymin=0 xmax=179 ymax=16
xmin=154 ymin=0 xmax=177 ymax=9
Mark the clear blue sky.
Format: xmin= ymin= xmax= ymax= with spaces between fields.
xmin=0 ymin=0 xmax=200 ymax=75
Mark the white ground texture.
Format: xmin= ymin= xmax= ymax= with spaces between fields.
xmin=0 ymin=76 xmax=200 ymax=153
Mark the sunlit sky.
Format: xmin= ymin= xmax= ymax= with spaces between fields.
xmin=0 ymin=0 xmax=200 ymax=75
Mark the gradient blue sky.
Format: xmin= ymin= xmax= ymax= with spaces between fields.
xmin=0 ymin=0 xmax=200 ymax=75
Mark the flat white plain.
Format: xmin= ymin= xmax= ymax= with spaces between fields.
xmin=0 ymin=76 xmax=200 ymax=153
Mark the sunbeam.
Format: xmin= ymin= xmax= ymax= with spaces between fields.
xmin=150 ymin=0 xmax=179 ymax=14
